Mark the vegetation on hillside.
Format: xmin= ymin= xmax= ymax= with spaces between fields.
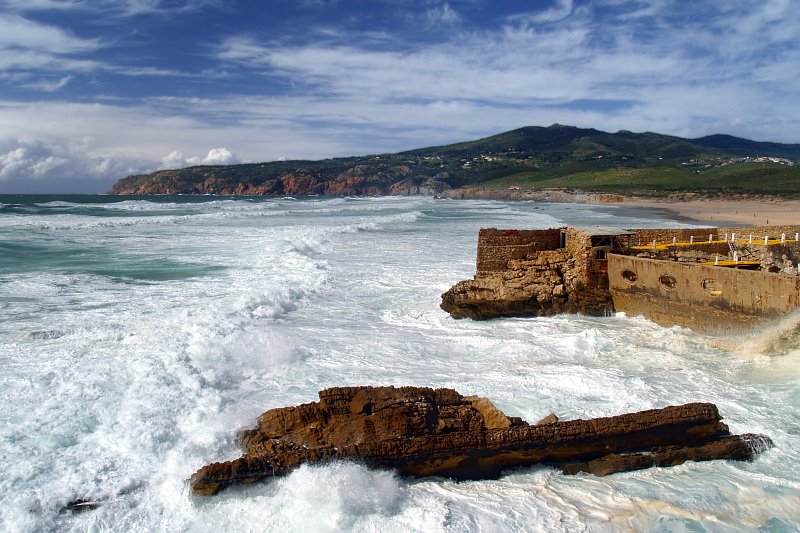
xmin=111 ymin=125 xmax=800 ymax=197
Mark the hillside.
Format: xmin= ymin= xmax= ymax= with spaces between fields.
xmin=110 ymin=125 xmax=800 ymax=197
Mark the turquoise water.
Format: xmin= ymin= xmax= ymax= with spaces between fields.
xmin=1 ymin=195 xmax=798 ymax=532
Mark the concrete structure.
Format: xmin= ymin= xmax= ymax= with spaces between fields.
xmin=608 ymin=255 xmax=800 ymax=333
xmin=441 ymin=225 xmax=800 ymax=334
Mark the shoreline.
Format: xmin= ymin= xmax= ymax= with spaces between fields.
xmin=617 ymin=196 xmax=800 ymax=226
xmin=440 ymin=188 xmax=800 ymax=226
xmin=7 ymin=190 xmax=796 ymax=226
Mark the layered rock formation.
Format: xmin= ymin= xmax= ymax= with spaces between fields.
xmin=189 ymin=386 xmax=771 ymax=496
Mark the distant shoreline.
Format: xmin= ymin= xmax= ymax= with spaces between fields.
xmin=439 ymin=187 xmax=800 ymax=226
xmin=3 ymin=190 xmax=797 ymax=226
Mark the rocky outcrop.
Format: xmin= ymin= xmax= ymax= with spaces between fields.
xmin=189 ymin=386 xmax=771 ymax=496
xmin=110 ymin=163 xmax=450 ymax=197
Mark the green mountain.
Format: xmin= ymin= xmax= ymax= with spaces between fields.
xmin=110 ymin=125 xmax=800 ymax=197
xmin=691 ymin=134 xmax=800 ymax=159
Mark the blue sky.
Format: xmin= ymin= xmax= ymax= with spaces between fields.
xmin=0 ymin=0 xmax=798 ymax=193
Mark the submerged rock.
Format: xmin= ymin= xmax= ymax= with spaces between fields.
xmin=59 ymin=498 xmax=102 ymax=515
xmin=189 ymin=386 xmax=771 ymax=496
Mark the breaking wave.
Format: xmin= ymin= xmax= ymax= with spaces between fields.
xmin=727 ymin=309 xmax=800 ymax=357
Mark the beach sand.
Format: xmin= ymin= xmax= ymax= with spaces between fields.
xmin=442 ymin=188 xmax=799 ymax=226
xmin=616 ymin=197 xmax=800 ymax=226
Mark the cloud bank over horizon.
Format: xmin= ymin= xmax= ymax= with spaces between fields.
xmin=0 ymin=0 xmax=798 ymax=193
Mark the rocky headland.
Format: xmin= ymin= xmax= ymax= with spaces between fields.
xmin=189 ymin=385 xmax=771 ymax=496
xmin=110 ymin=163 xmax=452 ymax=197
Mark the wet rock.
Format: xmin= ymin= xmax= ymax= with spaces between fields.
xmin=189 ymin=386 xmax=771 ymax=496
xmin=28 ymin=330 xmax=65 ymax=340
xmin=59 ymin=498 xmax=102 ymax=515
xmin=561 ymin=434 xmax=773 ymax=476
xmin=536 ymin=413 xmax=559 ymax=425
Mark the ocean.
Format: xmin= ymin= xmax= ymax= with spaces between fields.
xmin=0 ymin=195 xmax=798 ymax=532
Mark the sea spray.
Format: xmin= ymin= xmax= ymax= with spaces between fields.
xmin=732 ymin=308 xmax=800 ymax=356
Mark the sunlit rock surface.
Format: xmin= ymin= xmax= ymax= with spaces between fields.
xmin=190 ymin=386 xmax=771 ymax=496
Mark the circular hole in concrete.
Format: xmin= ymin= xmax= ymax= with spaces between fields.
xmin=659 ymin=275 xmax=677 ymax=289
xmin=622 ymin=270 xmax=638 ymax=283
xmin=702 ymin=279 xmax=722 ymax=296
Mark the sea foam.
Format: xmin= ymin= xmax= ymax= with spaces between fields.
xmin=1 ymin=196 xmax=798 ymax=532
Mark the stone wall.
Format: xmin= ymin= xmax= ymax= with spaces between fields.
xmin=629 ymin=228 xmax=717 ymax=246
xmin=476 ymin=228 xmax=562 ymax=272
xmin=608 ymin=254 xmax=800 ymax=333
xmin=442 ymin=227 xmax=614 ymax=319
xmin=633 ymin=242 xmax=731 ymax=262
xmin=563 ymin=227 xmax=614 ymax=313
xmin=735 ymin=243 xmax=800 ymax=275
xmin=718 ymin=225 xmax=800 ymax=239
xmin=626 ymin=226 xmax=800 ymax=247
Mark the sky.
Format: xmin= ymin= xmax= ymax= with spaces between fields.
xmin=0 ymin=0 xmax=798 ymax=193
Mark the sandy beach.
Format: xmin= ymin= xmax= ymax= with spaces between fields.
xmin=617 ymin=197 xmax=800 ymax=226
xmin=442 ymin=187 xmax=800 ymax=226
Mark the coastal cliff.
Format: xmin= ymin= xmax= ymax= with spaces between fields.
xmin=189 ymin=386 xmax=771 ymax=496
xmin=110 ymin=163 xmax=451 ymax=197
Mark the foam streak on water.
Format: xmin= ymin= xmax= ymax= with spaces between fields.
xmin=0 ymin=195 xmax=798 ymax=532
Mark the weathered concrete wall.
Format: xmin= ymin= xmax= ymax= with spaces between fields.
xmin=476 ymin=228 xmax=562 ymax=273
xmin=608 ymin=254 xmax=800 ymax=333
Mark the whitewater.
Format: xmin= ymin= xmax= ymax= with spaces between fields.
xmin=0 ymin=195 xmax=798 ymax=532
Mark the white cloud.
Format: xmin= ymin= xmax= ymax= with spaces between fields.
xmin=0 ymin=148 xmax=30 ymax=179
xmin=200 ymin=147 xmax=236 ymax=164
xmin=160 ymin=147 xmax=238 ymax=169
xmin=426 ymin=3 xmax=462 ymax=26
xmin=213 ymin=0 xmax=800 ymax=142
xmin=0 ymin=14 xmax=103 ymax=78
xmin=161 ymin=150 xmax=187 ymax=169
xmin=0 ymin=137 xmax=152 ymax=193
xmin=0 ymin=4 xmax=218 ymax=80
xmin=2 ymin=0 xmax=800 ymax=193
xmin=513 ymin=0 xmax=574 ymax=23
xmin=20 ymin=75 xmax=73 ymax=92
xmin=217 ymin=30 xmax=595 ymax=104
xmin=0 ymin=146 xmax=71 ymax=180
xmin=0 ymin=0 xmax=221 ymax=16
xmin=0 ymin=14 xmax=100 ymax=54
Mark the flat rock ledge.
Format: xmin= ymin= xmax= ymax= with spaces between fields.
xmin=190 ymin=386 xmax=772 ymax=496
